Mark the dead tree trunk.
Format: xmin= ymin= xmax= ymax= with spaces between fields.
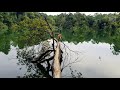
xmin=53 ymin=42 xmax=61 ymax=78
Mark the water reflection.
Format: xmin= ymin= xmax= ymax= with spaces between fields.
xmin=1 ymin=39 xmax=120 ymax=78
xmin=62 ymin=41 xmax=120 ymax=78
xmin=0 ymin=32 xmax=120 ymax=78
xmin=0 ymin=33 xmax=11 ymax=55
xmin=15 ymin=40 xmax=82 ymax=78
xmin=0 ymin=45 xmax=26 ymax=78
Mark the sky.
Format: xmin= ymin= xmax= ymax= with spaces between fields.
xmin=41 ymin=12 xmax=117 ymax=16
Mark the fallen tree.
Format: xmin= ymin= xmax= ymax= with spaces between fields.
xmin=16 ymin=13 xmax=82 ymax=78
xmin=53 ymin=42 xmax=61 ymax=78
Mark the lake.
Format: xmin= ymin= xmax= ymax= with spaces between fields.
xmin=1 ymin=12 xmax=120 ymax=78
xmin=1 ymin=39 xmax=120 ymax=78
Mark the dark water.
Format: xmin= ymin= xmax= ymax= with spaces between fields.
xmin=0 ymin=39 xmax=120 ymax=78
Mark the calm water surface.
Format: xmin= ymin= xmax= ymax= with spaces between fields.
xmin=0 ymin=40 xmax=120 ymax=78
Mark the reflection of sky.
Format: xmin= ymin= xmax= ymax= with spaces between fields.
xmin=62 ymin=41 xmax=120 ymax=78
xmin=0 ymin=41 xmax=120 ymax=78
xmin=0 ymin=45 xmax=26 ymax=78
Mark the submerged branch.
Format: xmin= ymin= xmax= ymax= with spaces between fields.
xmin=31 ymin=50 xmax=54 ymax=62
xmin=39 ymin=56 xmax=54 ymax=63
xmin=61 ymin=42 xmax=81 ymax=55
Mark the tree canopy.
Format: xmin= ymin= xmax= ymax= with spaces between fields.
xmin=0 ymin=12 xmax=120 ymax=55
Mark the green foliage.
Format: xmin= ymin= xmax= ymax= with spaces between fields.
xmin=0 ymin=22 xmax=8 ymax=34
xmin=1 ymin=12 xmax=120 ymax=55
xmin=0 ymin=12 xmax=50 ymax=53
xmin=0 ymin=33 xmax=11 ymax=54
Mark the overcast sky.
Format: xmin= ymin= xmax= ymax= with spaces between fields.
xmin=41 ymin=12 xmax=117 ymax=15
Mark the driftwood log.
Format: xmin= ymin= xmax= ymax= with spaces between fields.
xmin=53 ymin=42 xmax=61 ymax=78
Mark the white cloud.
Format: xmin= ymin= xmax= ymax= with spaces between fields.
xmin=41 ymin=12 xmax=116 ymax=16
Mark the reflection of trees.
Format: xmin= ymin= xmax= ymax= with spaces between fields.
xmin=69 ymin=66 xmax=83 ymax=78
xmin=16 ymin=41 xmax=83 ymax=78
xmin=62 ymin=29 xmax=120 ymax=55
xmin=16 ymin=42 xmax=53 ymax=78
xmin=0 ymin=33 xmax=11 ymax=55
xmin=111 ymin=43 xmax=120 ymax=55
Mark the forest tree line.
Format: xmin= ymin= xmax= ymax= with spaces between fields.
xmin=0 ymin=12 xmax=120 ymax=54
xmin=1 ymin=12 xmax=120 ymax=38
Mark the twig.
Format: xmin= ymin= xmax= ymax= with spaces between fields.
xmin=32 ymin=50 xmax=54 ymax=62
xmin=39 ymin=56 xmax=54 ymax=63
xmin=61 ymin=56 xmax=84 ymax=71
xmin=61 ymin=42 xmax=81 ymax=55
xmin=61 ymin=44 xmax=69 ymax=70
